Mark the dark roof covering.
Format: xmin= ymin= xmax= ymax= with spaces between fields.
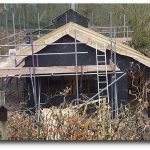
xmin=52 ymin=9 xmax=89 ymax=23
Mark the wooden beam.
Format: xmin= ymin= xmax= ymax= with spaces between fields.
xmin=69 ymin=23 xmax=150 ymax=67
xmin=0 ymin=65 xmax=120 ymax=77
xmin=0 ymin=22 xmax=150 ymax=69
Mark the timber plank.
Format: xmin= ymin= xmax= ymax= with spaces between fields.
xmin=0 ymin=65 xmax=120 ymax=77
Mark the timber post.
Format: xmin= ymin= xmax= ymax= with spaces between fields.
xmin=0 ymin=91 xmax=8 ymax=140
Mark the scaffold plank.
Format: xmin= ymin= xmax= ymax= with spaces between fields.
xmin=0 ymin=65 xmax=120 ymax=77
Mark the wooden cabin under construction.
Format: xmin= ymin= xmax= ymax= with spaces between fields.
xmin=0 ymin=9 xmax=150 ymax=117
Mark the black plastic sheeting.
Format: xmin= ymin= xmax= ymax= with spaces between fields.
xmin=52 ymin=9 xmax=89 ymax=28
xmin=26 ymin=93 xmax=98 ymax=115
xmin=24 ymin=35 xmax=150 ymax=116
xmin=25 ymin=9 xmax=89 ymax=38
xmin=25 ymin=35 xmax=104 ymax=67
xmin=25 ymin=34 xmax=147 ymax=69
xmin=26 ymin=75 xmax=98 ymax=108
xmin=42 ymin=93 xmax=98 ymax=108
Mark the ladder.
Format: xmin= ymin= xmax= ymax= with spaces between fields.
xmin=96 ymin=43 xmax=111 ymax=139
xmin=96 ymin=43 xmax=110 ymax=107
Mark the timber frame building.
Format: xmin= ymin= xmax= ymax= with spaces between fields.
xmin=0 ymin=9 xmax=150 ymax=117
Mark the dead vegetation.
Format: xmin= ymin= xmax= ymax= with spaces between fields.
xmin=3 ymin=100 xmax=150 ymax=141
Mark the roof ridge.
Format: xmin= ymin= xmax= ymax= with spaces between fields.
xmin=0 ymin=22 xmax=150 ymax=68
xmin=69 ymin=22 xmax=146 ymax=58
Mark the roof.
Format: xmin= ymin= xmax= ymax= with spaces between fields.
xmin=52 ymin=9 xmax=89 ymax=23
xmin=1 ymin=22 xmax=150 ymax=68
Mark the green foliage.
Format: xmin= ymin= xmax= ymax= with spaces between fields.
xmin=112 ymin=4 xmax=150 ymax=49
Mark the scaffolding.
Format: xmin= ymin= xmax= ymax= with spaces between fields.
xmin=0 ymin=13 xmax=126 ymax=98
xmin=0 ymin=31 xmax=122 ymax=136
xmin=0 ymin=9 xmax=131 ymax=138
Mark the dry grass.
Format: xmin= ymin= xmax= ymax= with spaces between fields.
xmin=2 ymin=101 xmax=150 ymax=141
